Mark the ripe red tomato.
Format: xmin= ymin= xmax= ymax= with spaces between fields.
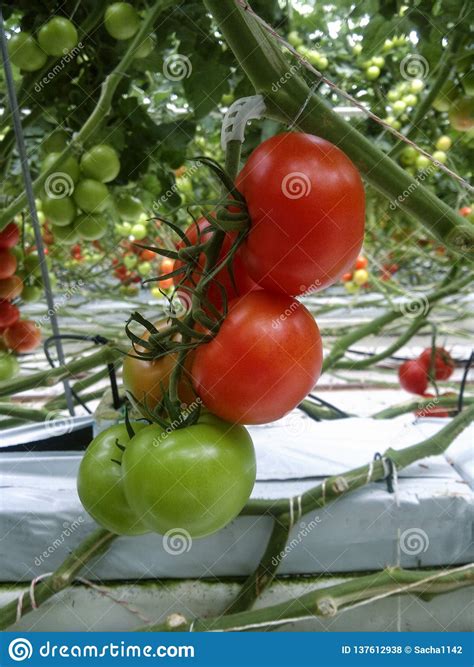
xmin=3 ymin=319 xmax=41 ymax=353
xmin=416 ymin=393 xmax=452 ymax=418
xmin=355 ymin=256 xmax=368 ymax=270
xmin=0 ymin=275 xmax=23 ymax=300
xmin=459 ymin=206 xmax=472 ymax=217
xmin=342 ymin=272 xmax=353 ymax=282
xmin=191 ymin=290 xmax=323 ymax=424
xmin=0 ymin=250 xmax=17 ymax=280
xmin=418 ymin=347 xmax=455 ymax=380
xmin=236 ymin=133 xmax=365 ymax=296
xmin=0 ymin=300 xmax=20 ymax=332
xmin=398 ymin=360 xmax=428 ymax=395
xmin=173 ymin=217 xmax=257 ymax=311
xmin=0 ymin=222 xmax=20 ymax=249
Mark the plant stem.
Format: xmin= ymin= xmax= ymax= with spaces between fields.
xmin=0 ymin=404 xmax=50 ymax=422
xmin=0 ymin=529 xmax=116 ymax=631
xmin=373 ymin=394 xmax=473 ymax=419
xmin=138 ymin=564 xmax=474 ymax=631
xmin=204 ymin=0 xmax=474 ymax=256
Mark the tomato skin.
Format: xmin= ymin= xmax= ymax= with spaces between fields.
xmin=38 ymin=17 xmax=78 ymax=56
xmin=191 ymin=291 xmax=323 ymax=424
xmin=0 ymin=300 xmax=20 ymax=332
xmin=236 ymin=133 xmax=365 ymax=296
xmin=4 ymin=320 xmax=41 ymax=353
xmin=0 ymin=223 xmax=20 ymax=249
xmin=419 ymin=347 xmax=455 ymax=380
xmin=0 ymin=250 xmax=17 ymax=279
xmin=398 ymin=359 xmax=428 ymax=395
xmin=104 ymin=2 xmax=140 ymax=40
xmin=77 ymin=423 xmax=150 ymax=536
xmin=80 ymin=145 xmax=120 ymax=183
xmin=173 ymin=217 xmax=257 ymax=311
xmin=0 ymin=275 xmax=23 ymax=300
xmin=122 ymin=419 xmax=256 ymax=538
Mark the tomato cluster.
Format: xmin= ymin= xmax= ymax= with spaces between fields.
xmin=341 ymin=256 xmax=369 ymax=293
xmin=78 ymin=415 xmax=256 ymax=538
xmin=398 ymin=347 xmax=456 ymax=417
xmin=0 ymin=223 xmax=41 ymax=376
xmin=7 ymin=17 xmax=78 ymax=72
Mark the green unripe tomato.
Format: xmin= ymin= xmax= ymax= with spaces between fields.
xmin=432 ymin=150 xmax=447 ymax=164
xmin=38 ymin=17 xmax=78 ymax=56
xmin=115 ymin=194 xmax=143 ymax=221
xmin=134 ymin=34 xmax=155 ymax=58
xmin=385 ymin=116 xmax=401 ymax=130
xmin=416 ymin=154 xmax=430 ymax=170
xmin=316 ymin=55 xmax=328 ymax=70
xmin=116 ymin=222 xmax=132 ymax=236
xmin=221 ymin=92 xmax=234 ymax=106
xmin=353 ymin=268 xmax=369 ymax=286
xmin=0 ymin=353 xmax=20 ymax=381
xmin=387 ymin=90 xmax=398 ymax=102
xmin=432 ymin=80 xmax=458 ymax=112
xmin=403 ymin=94 xmax=418 ymax=107
xmin=80 ymin=144 xmax=120 ymax=183
xmin=130 ymin=222 xmax=147 ymax=240
xmin=448 ymin=96 xmax=474 ymax=132
xmin=305 ymin=49 xmax=321 ymax=67
xmin=382 ymin=39 xmax=393 ymax=52
xmin=21 ymin=284 xmax=43 ymax=303
xmin=410 ymin=78 xmax=424 ymax=93
xmin=75 ymin=213 xmax=108 ymax=240
xmin=365 ymin=65 xmax=380 ymax=80
xmin=104 ymin=2 xmax=140 ymax=40
xmin=372 ymin=56 xmax=385 ymax=68
xmin=78 ymin=423 xmax=150 ymax=535
xmin=42 ymin=153 xmax=80 ymax=184
xmin=73 ymin=179 xmax=109 ymax=213
xmin=400 ymin=146 xmax=418 ymax=166
xmin=137 ymin=261 xmax=151 ymax=277
xmin=43 ymin=130 xmax=69 ymax=154
xmin=123 ymin=254 xmax=138 ymax=270
xmin=352 ymin=44 xmax=362 ymax=55
xmin=461 ymin=71 xmax=474 ymax=96
xmin=7 ymin=32 xmax=47 ymax=72
xmin=392 ymin=99 xmax=407 ymax=114
xmin=37 ymin=211 xmax=46 ymax=225
xmin=52 ymin=222 xmax=80 ymax=244
xmin=288 ymin=31 xmax=303 ymax=48
xmin=122 ymin=420 xmax=256 ymax=538
xmin=435 ymin=135 xmax=452 ymax=151
xmin=344 ymin=281 xmax=359 ymax=294
xmin=42 ymin=197 xmax=77 ymax=226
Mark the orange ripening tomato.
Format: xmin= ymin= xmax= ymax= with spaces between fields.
xmin=342 ymin=272 xmax=353 ymax=282
xmin=0 ymin=250 xmax=17 ymax=280
xmin=354 ymin=255 xmax=368 ymax=270
xmin=191 ymin=291 xmax=323 ymax=424
xmin=0 ymin=275 xmax=23 ymax=300
xmin=0 ymin=222 xmax=20 ymax=249
xmin=3 ymin=319 xmax=41 ymax=353
xmin=236 ymin=133 xmax=365 ymax=296
xmin=160 ymin=257 xmax=174 ymax=289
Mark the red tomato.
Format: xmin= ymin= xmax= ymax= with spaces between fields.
xmin=342 ymin=272 xmax=353 ymax=282
xmin=459 ymin=206 xmax=472 ymax=217
xmin=0 ymin=300 xmax=20 ymax=332
xmin=398 ymin=359 xmax=428 ymax=395
xmin=355 ymin=256 xmax=368 ymax=270
xmin=0 ymin=222 xmax=20 ymax=249
xmin=3 ymin=319 xmax=41 ymax=353
xmin=173 ymin=217 xmax=257 ymax=311
xmin=415 ymin=393 xmax=451 ymax=418
xmin=418 ymin=347 xmax=455 ymax=380
xmin=0 ymin=275 xmax=23 ymax=300
xmin=191 ymin=290 xmax=323 ymax=424
xmin=236 ymin=133 xmax=365 ymax=296
xmin=0 ymin=250 xmax=17 ymax=280
xmin=140 ymin=249 xmax=156 ymax=262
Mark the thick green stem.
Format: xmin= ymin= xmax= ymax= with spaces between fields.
xmin=373 ymin=395 xmax=473 ymax=419
xmin=0 ymin=1 xmax=174 ymax=230
xmin=0 ymin=529 xmax=116 ymax=631
xmin=0 ymin=404 xmax=50 ymax=422
xmin=139 ymin=564 xmax=474 ymax=631
xmin=204 ymin=0 xmax=474 ymax=256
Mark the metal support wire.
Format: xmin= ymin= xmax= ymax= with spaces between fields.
xmin=0 ymin=8 xmax=75 ymax=415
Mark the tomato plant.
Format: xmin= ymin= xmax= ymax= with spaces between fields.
xmin=191 ymin=291 xmax=323 ymax=424
xmin=236 ymin=133 xmax=365 ymax=296
xmin=122 ymin=418 xmax=256 ymax=537
xmin=77 ymin=423 xmax=150 ymax=536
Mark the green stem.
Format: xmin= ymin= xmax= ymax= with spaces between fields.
xmin=139 ymin=564 xmax=474 ymax=631
xmin=373 ymin=394 xmax=473 ymax=419
xmin=0 ymin=404 xmax=50 ymax=422
xmin=0 ymin=529 xmax=116 ymax=631
xmin=204 ymin=0 xmax=474 ymax=255
xmin=0 ymin=0 xmax=174 ymax=230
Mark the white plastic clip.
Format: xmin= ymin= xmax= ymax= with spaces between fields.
xmin=220 ymin=95 xmax=266 ymax=150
